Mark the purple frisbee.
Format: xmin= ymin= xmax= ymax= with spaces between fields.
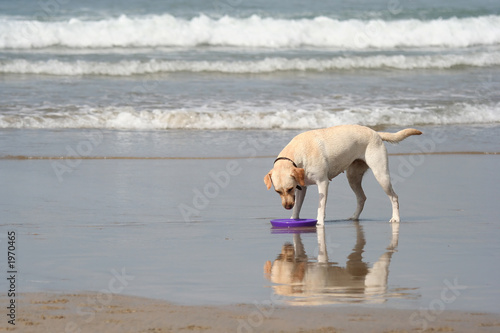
xmin=270 ymin=218 xmax=318 ymax=228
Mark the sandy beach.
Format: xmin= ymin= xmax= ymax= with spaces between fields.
xmin=2 ymin=0 xmax=500 ymax=330
xmin=2 ymin=292 xmax=499 ymax=333
xmin=1 ymin=125 xmax=500 ymax=332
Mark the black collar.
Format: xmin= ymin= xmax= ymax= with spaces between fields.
xmin=273 ymin=157 xmax=302 ymax=190
xmin=274 ymin=157 xmax=298 ymax=168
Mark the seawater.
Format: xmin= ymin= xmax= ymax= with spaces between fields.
xmin=0 ymin=0 xmax=499 ymax=130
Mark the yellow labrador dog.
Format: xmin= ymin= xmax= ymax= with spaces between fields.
xmin=264 ymin=125 xmax=422 ymax=225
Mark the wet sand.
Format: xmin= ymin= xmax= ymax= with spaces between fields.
xmin=1 ymin=125 xmax=500 ymax=332
xmin=2 ymin=292 xmax=500 ymax=333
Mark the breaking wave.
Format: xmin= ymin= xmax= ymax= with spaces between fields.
xmin=1 ymin=14 xmax=500 ymax=49
xmin=1 ymin=103 xmax=498 ymax=129
xmin=1 ymin=52 xmax=499 ymax=75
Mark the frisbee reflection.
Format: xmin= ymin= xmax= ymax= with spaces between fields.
xmin=264 ymin=222 xmax=409 ymax=305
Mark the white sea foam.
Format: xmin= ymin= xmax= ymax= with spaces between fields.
xmin=1 ymin=103 xmax=498 ymax=129
xmin=1 ymin=14 xmax=500 ymax=49
xmin=1 ymin=52 xmax=499 ymax=76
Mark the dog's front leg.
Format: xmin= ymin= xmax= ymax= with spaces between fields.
xmin=316 ymin=181 xmax=329 ymax=225
xmin=292 ymin=186 xmax=307 ymax=219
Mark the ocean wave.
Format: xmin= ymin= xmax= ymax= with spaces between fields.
xmin=1 ymin=14 xmax=500 ymax=49
xmin=1 ymin=52 xmax=499 ymax=75
xmin=1 ymin=103 xmax=498 ymax=129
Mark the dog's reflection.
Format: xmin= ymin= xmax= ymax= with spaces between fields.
xmin=264 ymin=222 xmax=399 ymax=305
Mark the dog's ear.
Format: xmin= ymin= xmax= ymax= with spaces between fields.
xmin=264 ymin=260 xmax=272 ymax=275
xmin=264 ymin=171 xmax=273 ymax=190
xmin=292 ymin=168 xmax=306 ymax=186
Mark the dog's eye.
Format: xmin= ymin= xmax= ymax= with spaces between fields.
xmin=275 ymin=190 xmax=282 ymax=195
xmin=286 ymin=188 xmax=294 ymax=193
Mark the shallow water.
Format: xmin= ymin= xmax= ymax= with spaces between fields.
xmin=1 ymin=0 xmax=500 ymax=318
xmin=1 ymin=126 xmax=499 ymax=314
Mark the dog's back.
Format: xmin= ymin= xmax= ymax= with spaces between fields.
xmin=280 ymin=125 xmax=382 ymax=179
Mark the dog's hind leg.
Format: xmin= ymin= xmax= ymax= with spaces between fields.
xmin=347 ymin=159 xmax=369 ymax=220
xmin=366 ymin=145 xmax=400 ymax=223
xmin=292 ymin=186 xmax=307 ymax=219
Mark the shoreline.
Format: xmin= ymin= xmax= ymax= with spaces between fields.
xmin=1 ymin=150 xmax=499 ymax=160
xmin=2 ymin=292 xmax=499 ymax=333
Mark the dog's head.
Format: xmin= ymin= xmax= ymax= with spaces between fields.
xmin=264 ymin=242 xmax=307 ymax=285
xmin=264 ymin=164 xmax=305 ymax=210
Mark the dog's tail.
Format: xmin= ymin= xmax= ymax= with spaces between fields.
xmin=378 ymin=128 xmax=422 ymax=144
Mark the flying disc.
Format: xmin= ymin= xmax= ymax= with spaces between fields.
xmin=270 ymin=218 xmax=318 ymax=228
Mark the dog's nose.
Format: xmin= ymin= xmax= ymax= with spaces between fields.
xmin=284 ymin=203 xmax=294 ymax=210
